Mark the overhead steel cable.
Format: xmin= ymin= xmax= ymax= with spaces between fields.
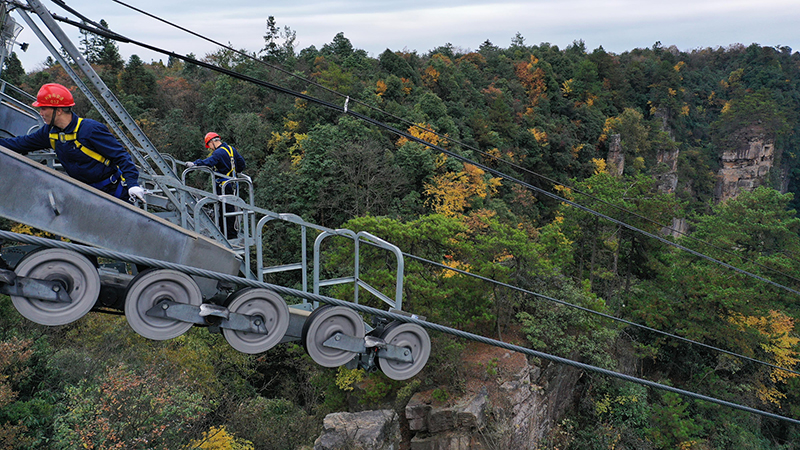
xmin=66 ymin=0 xmax=800 ymax=289
xmin=400 ymin=251 xmax=800 ymax=377
xmin=48 ymin=4 xmax=800 ymax=391
xmin=106 ymin=0 xmax=359 ymax=102
xmin=43 ymin=9 xmax=800 ymax=385
xmin=46 ymin=15 xmax=800 ymax=300
xmin=15 ymin=3 xmax=798 ymax=429
xmin=1 ymin=229 xmax=797 ymax=425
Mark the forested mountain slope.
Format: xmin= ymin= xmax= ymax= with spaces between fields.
xmin=1 ymin=24 xmax=800 ymax=448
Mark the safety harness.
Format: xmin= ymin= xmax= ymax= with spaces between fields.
xmin=221 ymin=144 xmax=237 ymax=178
xmin=212 ymin=144 xmax=238 ymax=191
xmin=49 ymin=118 xmax=124 ymax=199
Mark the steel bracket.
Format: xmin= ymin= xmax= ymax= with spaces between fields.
xmin=0 ymin=269 xmax=73 ymax=303
xmin=323 ymin=332 xmax=414 ymax=363
xmin=145 ymin=300 xmax=269 ymax=334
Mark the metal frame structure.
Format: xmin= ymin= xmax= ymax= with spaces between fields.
xmin=0 ymin=0 xmax=432 ymax=379
xmin=1 ymin=0 xmax=407 ymax=311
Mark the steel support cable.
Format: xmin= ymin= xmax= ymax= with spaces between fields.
xmin=45 ymin=7 xmax=800 ymax=369
xmin=399 ymin=251 xmax=800 ymax=377
xmin=99 ymin=0 xmax=800 ymax=286
xmin=44 ymin=0 xmax=800 ymax=289
xmin=52 ymin=11 xmax=800 ymax=295
xmin=0 ymin=229 xmax=797 ymax=425
xmin=24 ymin=1 xmax=800 ymax=424
xmin=23 ymin=2 xmax=800 ymax=385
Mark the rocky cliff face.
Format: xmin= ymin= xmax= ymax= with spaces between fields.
xmin=315 ymin=342 xmax=582 ymax=450
xmin=715 ymin=130 xmax=776 ymax=203
xmin=609 ymin=119 xmax=779 ymax=222
xmin=606 ymin=134 xmax=624 ymax=177
xmin=314 ymin=410 xmax=401 ymax=450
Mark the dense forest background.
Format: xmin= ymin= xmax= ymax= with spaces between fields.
xmin=1 ymin=16 xmax=800 ymax=449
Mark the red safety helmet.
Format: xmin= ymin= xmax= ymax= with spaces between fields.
xmin=204 ymin=132 xmax=220 ymax=148
xmin=32 ymin=83 xmax=75 ymax=108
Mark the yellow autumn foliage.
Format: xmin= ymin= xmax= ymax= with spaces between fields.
xmin=571 ymin=144 xmax=585 ymax=160
xmin=267 ymin=119 xmax=308 ymax=167
xmin=423 ymin=164 xmax=501 ymax=217
xmin=284 ymin=119 xmax=301 ymax=132
xmin=561 ymin=78 xmax=574 ymax=96
xmin=600 ymin=116 xmax=620 ymax=142
xmin=396 ymin=122 xmax=443 ymax=148
xmin=375 ymin=79 xmax=387 ymax=97
xmin=729 ymin=310 xmax=800 ymax=406
xmin=592 ymin=158 xmax=608 ymax=175
xmin=10 ymin=223 xmax=58 ymax=239
xmin=184 ymin=426 xmax=254 ymax=450
xmin=529 ymin=128 xmax=548 ymax=145
xmin=290 ymin=133 xmax=308 ymax=167
xmin=422 ymin=66 xmax=440 ymax=87
xmin=440 ymin=255 xmax=471 ymax=278
xmin=335 ymin=366 xmax=364 ymax=391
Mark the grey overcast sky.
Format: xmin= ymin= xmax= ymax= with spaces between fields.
xmin=8 ymin=0 xmax=800 ymax=72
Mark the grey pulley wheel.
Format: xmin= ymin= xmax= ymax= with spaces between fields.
xmin=302 ymin=305 xmax=366 ymax=367
xmin=12 ymin=248 xmax=100 ymax=326
xmin=223 ymin=288 xmax=290 ymax=354
xmin=124 ymin=269 xmax=202 ymax=340
xmin=377 ymin=322 xmax=431 ymax=380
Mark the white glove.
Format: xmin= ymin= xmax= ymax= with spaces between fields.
xmin=186 ymin=161 xmax=195 ymax=168
xmin=128 ymin=186 xmax=146 ymax=203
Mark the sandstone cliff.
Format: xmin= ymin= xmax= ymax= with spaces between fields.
xmin=315 ymin=341 xmax=582 ymax=450
xmin=715 ymin=129 xmax=776 ymax=203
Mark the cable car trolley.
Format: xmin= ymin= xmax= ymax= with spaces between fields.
xmin=0 ymin=0 xmax=430 ymax=380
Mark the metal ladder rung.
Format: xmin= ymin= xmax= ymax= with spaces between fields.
xmin=318 ymin=276 xmax=356 ymax=287
xmin=260 ymin=263 xmax=303 ymax=275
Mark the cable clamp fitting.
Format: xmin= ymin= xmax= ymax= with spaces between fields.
xmin=344 ymin=96 xmax=349 ymax=114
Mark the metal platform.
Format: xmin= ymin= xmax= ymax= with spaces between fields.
xmin=0 ymin=145 xmax=241 ymax=296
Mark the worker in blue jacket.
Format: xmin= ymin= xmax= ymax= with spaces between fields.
xmin=0 ymin=83 xmax=144 ymax=203
xmin=186 ymin=132 xmax=246 ymax=238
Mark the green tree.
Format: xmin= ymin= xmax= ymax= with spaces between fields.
xmin=260 ymin=16 xmax=296 ymax=63
xmin=119 ymin=54 xmax=158 ymax=112
xmin=2 ymin=52 xmax=25 ymax=86
xmin=52 ymin=364 xmax=209 ymax=449
xmin=93 ymin=20 xmax=124 ymax=71
xmin=0 ymin=336 xmax=35 ymax=449
xmin=558 ymin=169 xmax=682 ymax=303
xmin=711 ymin=87 xmax=790 ymax=152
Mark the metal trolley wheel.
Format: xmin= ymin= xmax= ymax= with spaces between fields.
xmin=223 ymin=288 xmax=290 ymax=354
xmin=302 ymin=305 xmax=366 ymax=367
xmin=377 ymin=322 xmax=431 ymax=380
xmin=12 ymin=248 xmax=100 ymax=326
xmin=124 ymin=268 xmax=202 ymax=341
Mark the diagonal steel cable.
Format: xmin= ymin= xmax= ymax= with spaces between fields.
xmin=1 ymin=229 xmax=798 ymax=424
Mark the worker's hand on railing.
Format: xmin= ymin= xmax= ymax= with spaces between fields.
xmin=185 ymin=161 xmax=195 ymax=168
xmin=128 ymin=186 xmax=146 ymax=203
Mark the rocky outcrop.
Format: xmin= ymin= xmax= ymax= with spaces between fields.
xmin=655 ymin=147 xmax=680 ymax=194
xmin=404 ymin=344 xmax=576 ymax=449
xmin=405 ymin=387 xmax=488 ymax=450
xmin=314 ymin=409 xmax=400 ymax=450
xmin=715 ymin=131 xmax=775 ymax=203
xmin=314 ymin=344 xmax=582 ymax=449
xmin=661 ymin=217 xmax=688 ymax=238
xmin=606 ymin=134 xmax=624 ymax=176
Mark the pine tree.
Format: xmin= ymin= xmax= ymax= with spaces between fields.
xmin=2 ymin=52 xmax=25 ymax=85
xmin=93 ymin=20 xmax=124 ymax=71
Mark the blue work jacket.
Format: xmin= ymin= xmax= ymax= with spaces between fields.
xmin=0 ymin=112 xmax=140 ymax=188
xmin=193 ymin=142 xmax=246 ymax=184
